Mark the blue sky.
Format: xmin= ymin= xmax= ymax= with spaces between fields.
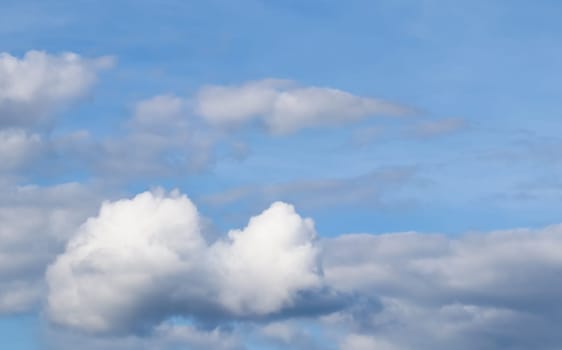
xmin=2 ymin=1 xmax=562 ymax=349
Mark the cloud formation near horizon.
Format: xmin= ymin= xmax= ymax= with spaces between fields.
xmin=10 ymin=188 xmax=557 ymax=349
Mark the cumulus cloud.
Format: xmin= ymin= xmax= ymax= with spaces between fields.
xmin=209 ymin=201 xmax=321 ymax=315
xmin=46 ymin=190 xmax=327 ymax=334
xmin=195 ymin=79 xmax=411 ymax=134
xmin=0 ymin=50 xmax=114 ymax=128
xmin=4 ymin=187 xmax=562 ymax=349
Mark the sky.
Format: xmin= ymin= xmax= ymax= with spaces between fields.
xmin=2 ymin=0 xmax=562 ymax=349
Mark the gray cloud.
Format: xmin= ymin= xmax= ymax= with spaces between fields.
xmin=201 ymin=167 xmax=421 ymax=210
xmin=45 ymin=323 xmax=243 ymax=350
xmin=0 ymin=182 xmax=103 ymax=314
xmin=1 ymin=186 xmax=562 ymax=349
xmin=0 ymin=128 xmax=42 ymax=172
xmin=51 ymin=95 xmax=220 ymax=182
xmin=321 ymin=226 xmax=562 ymax=349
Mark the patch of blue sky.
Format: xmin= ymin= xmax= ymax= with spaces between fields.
xmin=244 ymin=318 xmax=337 ymax=350
xmin=2 ymin=0 xmax=562 ymax=274
xmin=0 ymin=315 xmax=39 ymax=350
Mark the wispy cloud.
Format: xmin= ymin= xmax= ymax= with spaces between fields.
xmin=195 ymin=79 xmax=413 ymax=134
xmin=411 ymin=117 xmax=467 ymax=138
xmin=202 ymin=167 xmax=420 ymax=210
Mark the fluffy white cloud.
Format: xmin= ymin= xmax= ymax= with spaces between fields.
xmin=210 ymin=202 xmax=320 ymax=314
xmin=195 ymin=79 xmax=411 ymax=134
xmin=46 ymin=190 xmax=323 ymax=334
xmin=46 ymin=190 xmax=205 ymax=333
xmin=0 ymin=50 xmax=114 ymax=128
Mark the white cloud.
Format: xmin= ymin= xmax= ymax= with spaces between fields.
xmin=209 ymin=202 xmax=321 ymax=315
xmin=46 ymin=190 xmax=204 ymax=333
xmin=46 ymin=190 xmax=324 ymax=334
xmin=0 ymin=51 xmax=112 ymax=178
xmin=195 ymin=79 xmax=411 ymax=134
xmin=0 ymin=50 xmax=114 ymax=128
xmin=46 ymin=80 xmax=415 ymax=182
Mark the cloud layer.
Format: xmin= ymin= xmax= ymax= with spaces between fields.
xmin=0 ymin=128 xmax=42 ymax=171
xmin=2 ymin=186 xmax=562 ymax=349
xmin=322 ymin=227 xmax=562 ymax=349
xmin=0 ymin=183 xmax=101 ymax=314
